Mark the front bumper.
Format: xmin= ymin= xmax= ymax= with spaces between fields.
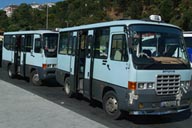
xmin=38 ymin=68 xmax=56 ymax=80
xmin=129 ymin=105 xmax=190 ymax=115
xmin=124 ymin=90 xmax=192 ymax=115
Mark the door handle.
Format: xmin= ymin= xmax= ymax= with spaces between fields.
xmin=107 ymin=64 xmax=111 ymax=70
xmin=102 ymin=60 xmax=107 ymax=65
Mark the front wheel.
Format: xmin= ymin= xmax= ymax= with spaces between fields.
xmin=30 ymin=70 xmax=42 ymax=86
xmin=103 ymin=91 xmax=122 ymax=120
xmin=64 ymin=77 xmax=74 ymax=97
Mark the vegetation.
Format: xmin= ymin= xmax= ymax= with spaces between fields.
xmin=0 ymin=0 xmax=192 ymax=31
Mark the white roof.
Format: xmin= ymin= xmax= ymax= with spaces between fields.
xmin=183 ymin=31 xmax=192 ymax=37
xmin=4 ymin=30 xmax=58 ymax=35
xmin=59 ymin=20 xmax=180 ymax=32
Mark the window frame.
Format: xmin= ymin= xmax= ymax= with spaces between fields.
xmin=110 ymin=34 xmax=128 ymax=61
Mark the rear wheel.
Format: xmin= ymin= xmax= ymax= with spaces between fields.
xmin=103 ymin=91 xmax=122 ymax=120
xmin=30 ymin=70 xmax=42 ymax=86
xmin=8 ymin=65 xmax=15 ymax=78
xmin=64 ymin=77 xmax=74 ymax=97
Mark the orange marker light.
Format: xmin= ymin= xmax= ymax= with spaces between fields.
xmin=128 ymin=81 xmax=137 ymax=90
xmin=42 ymin=64 xmax=47 ymax=69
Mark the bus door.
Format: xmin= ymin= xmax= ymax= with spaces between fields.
xmin=20 ymin=35 xmax=26 ymax=77
xmin=69 ymin=32 xmax=78 ymax=92
xmin=13 ymin=35 xmax=22 ymax=75
xmin=33 ymin=34 xmax=42 ymax=67
xmin=74 ymin=30 xmax=88 ymax=95
xmin=106 ymin=32 xmax=129 ymax=88
xmin=83 ymin=30 xmax=94 ymax=99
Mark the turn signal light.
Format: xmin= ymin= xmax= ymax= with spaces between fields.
xmin=128 ymin=81 xmax=137 ymax=90
xmin=42 ymin=64 xmax=47 ymax=69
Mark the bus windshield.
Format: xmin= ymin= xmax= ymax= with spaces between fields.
xmin=129 ymin=25 xmax=190 ymax=69
xmin=43 ymin=33 xmax=58 ymax=57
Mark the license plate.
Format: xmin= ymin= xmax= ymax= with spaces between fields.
xmin=161 ymin=101 xmax=177 ymax=107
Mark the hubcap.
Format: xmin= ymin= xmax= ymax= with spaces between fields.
xmin=106 ymin=97 xmax=118 ymax=113
xmin=65 ymin=82 xmax=70 ymax=95
xmin=8 ymin=69 xmax=12 ymax=77
xmin=32 ymin=73 xmax=39 ymax=84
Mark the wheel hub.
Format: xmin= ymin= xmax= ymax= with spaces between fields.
xmin=106 ymin=97 xmax=118 ymax=113
xmin=65 ymin=83 xmax=70 ymax=94
xmin=33 ymin=74 xmax=39 ymax=83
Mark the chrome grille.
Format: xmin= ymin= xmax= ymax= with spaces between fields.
xmin=156 ymin=74 xmax=180 ymax=95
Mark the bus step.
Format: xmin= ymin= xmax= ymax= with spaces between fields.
xmin=17 ymin=66 xmax=21 ymax=74
xmin=78 ymin=79 xmax=84 ymax=94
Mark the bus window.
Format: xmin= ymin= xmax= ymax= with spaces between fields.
xmin=68 ymin=32 xmax=73 ymax=55
xmin=111 ymin=34 xmax=128 ymax=61
xmin=59 ymin=32 xmax=68 ymax=55
xmin=43 ymin=33 xmax=58 ymax=57
xmin=72 ymin=36 xmax=77 ymax=55
xmin=34 ymin=38 xmax=41 ymax=53
xmin=4 ymin=35 xmax=13 ymax=50
xmin=25 ymin=35 xmax=33 ymax=52
xmin=86 ymin=35 xmax=93 ymax=57
xmin=94 ymin=28 xmax=109 ymax=59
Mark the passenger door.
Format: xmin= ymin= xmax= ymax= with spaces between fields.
xmin=20 ymin=35 xmax=26 ymax=77
xmin=92 ymin=27 xmax=129 ymax=96
xmin=83 ymin=30 xmax=94 ymax=98
xmin=106 ymin=32 xmax=129 ymax=88
xmin=13 ymin=35 xmax=22 ymax=75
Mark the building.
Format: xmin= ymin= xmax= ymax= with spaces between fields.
xmin=3 ymin=5 xmax=18 ymax=17
xmin=3 ymin=2 xmax=56 ymax=17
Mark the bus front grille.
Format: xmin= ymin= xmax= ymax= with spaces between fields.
xmin=156 ymin=74 xmax=180 ymax=95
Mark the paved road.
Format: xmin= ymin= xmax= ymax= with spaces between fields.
xmin=0 ymin=67 xmax=192 ymax=128
xmin=0 ymin=80 xmax=108 ymax=128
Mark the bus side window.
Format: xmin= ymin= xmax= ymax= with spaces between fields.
xmin=34 ymin=38 xmax=41 ymax=53
xmin=25 ymin=35 xmax=33 ymax=52
xmin=4 ymin=35 xmax=12 ymax=50
xmin=86 ymin=35 xmax=94 ymax=58
xmin=68 ymin=32 xmax=73 ymax=55
xmin=94 ymin=28 xmax=109 ymax=59
xmin=59 ymin=32 xmax=68 ymax=54
xmin=110 ymin=34 xmax=128 ymax=61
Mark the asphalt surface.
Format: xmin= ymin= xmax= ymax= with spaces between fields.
xmin=0 ymin=67 xmax=192 ymax=128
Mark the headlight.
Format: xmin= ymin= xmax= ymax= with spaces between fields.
xmin=137 ymin=82 xmax=155 ymax=90
xmin=47 ymin=64 xmax=57 ymax=68
xmin=147 ymin=83 xmax=155 ymax=89
xmin=138 ymin=83 xmax=145 ymax=89
xmin=180 ymin=81 xmax=190 ymax=88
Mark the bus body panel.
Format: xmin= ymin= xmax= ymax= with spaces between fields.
xmin=57 ymin=54 xmax=71 ymax=73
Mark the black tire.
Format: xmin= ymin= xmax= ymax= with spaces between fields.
xmin=103 ymin=91 xmax=122 ymax=120
xmin=8 ymin=65 xmax=15 ymax=79
xmin=64 ymin=77 xmax=74 ymax=97
xmin=30 ymin=70 xmax=42 ymax=86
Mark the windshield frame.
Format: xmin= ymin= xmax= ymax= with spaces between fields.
xmin=128 ymin=24 xmax=190 ymax=69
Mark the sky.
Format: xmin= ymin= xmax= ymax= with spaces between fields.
xmin=0 ymin=0 xmax=63 ymax=9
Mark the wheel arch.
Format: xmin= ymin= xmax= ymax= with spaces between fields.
xmin=102 ymin=86 xmax=116 ymax=99
xmin=64 ymin=73 xmax=70 ymax=82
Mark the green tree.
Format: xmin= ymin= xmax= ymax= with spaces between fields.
xmin=0 ymin=10 xmax=9 ymax=31
xmin=9 ymin=4 xmax=33 ymax=30
xmin=159 ymin=0 xmax=174 ymax=22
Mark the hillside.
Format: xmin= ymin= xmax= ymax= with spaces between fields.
xmin=0 ymin=0 xmax=192 ymax=31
